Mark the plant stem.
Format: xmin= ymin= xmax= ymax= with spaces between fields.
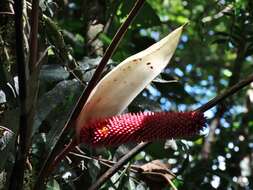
xmin=33 ymin=0 xmax=146 ymax=189
xmin=46 ymin=139 xmax=78 ymax=177
xmin=8 ymin=0 xmax=27 ymax=189
xmin=29 ymin=0 xmax=39 ymax=72
xmin=88 ymin=73 xmax=253 ymax=190
xmin=9 ymin=1 xmax=40 ymax=189
xmin=88 ymin=142 xmax=149 ymax=190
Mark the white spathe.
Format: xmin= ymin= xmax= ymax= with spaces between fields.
xmin=76 ymin=25 xmax=184 ymax=135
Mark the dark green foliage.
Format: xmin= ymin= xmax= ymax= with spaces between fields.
xmin=1 ymin=0 xmax=253 ymax=189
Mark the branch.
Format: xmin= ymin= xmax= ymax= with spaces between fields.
xmin=88 ymin=142 xmax=149 ymax=190
xmin=195 ymin=73 xmax=253 ymax=113
xmin=8 ymin=0 xmax=27 ymax=189
xmin=33 ymin=0 xmax=146 ymax=189
xmin=69 ymin=152 xmax=141 ymax=173
xmin=88 ymin=73 xmax=253 ymax=190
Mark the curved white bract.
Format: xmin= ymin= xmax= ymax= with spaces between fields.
xmin=76 ymin=25 xmax=184 ymax=136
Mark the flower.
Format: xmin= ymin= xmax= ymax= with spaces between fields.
xmin=80 ymin=111 xmax=206 ymax=147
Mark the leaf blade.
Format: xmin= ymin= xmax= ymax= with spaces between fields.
xmin=76 ymin=25 xmax=184 ymax=134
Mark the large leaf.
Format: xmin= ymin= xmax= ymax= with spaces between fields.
xmin=40 ymin=64 xmax=69 ymax=83
xmin=34 ymin=80 xmax=82 ymax=135
xmin=76 ymin=26 xmax=184 ymax=134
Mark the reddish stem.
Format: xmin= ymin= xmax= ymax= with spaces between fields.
xmin=47 ymin=139 xmax=78 ymax=176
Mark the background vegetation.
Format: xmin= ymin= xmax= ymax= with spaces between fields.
xmin=0 ymin=0 xmax=253 ymax=189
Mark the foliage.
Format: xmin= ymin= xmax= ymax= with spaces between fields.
xmin=0 ymin=0 xmax=253 ymax=189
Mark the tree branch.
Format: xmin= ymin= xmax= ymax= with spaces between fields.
xmin=88 ymin=73 xmax=253 ymax=190
xmin=33 ymin=0 xmax=146 ymax=189
xmin=196 ymin=74 xmax=253 ymax=113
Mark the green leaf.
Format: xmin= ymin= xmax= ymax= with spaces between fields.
xmin=34 ymin=80 xmax=81 ymax=136
xmin=46 ymin=179 xmax=60 ymax=190
xmin=88 ymin=160 xmax=101 ymax=183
